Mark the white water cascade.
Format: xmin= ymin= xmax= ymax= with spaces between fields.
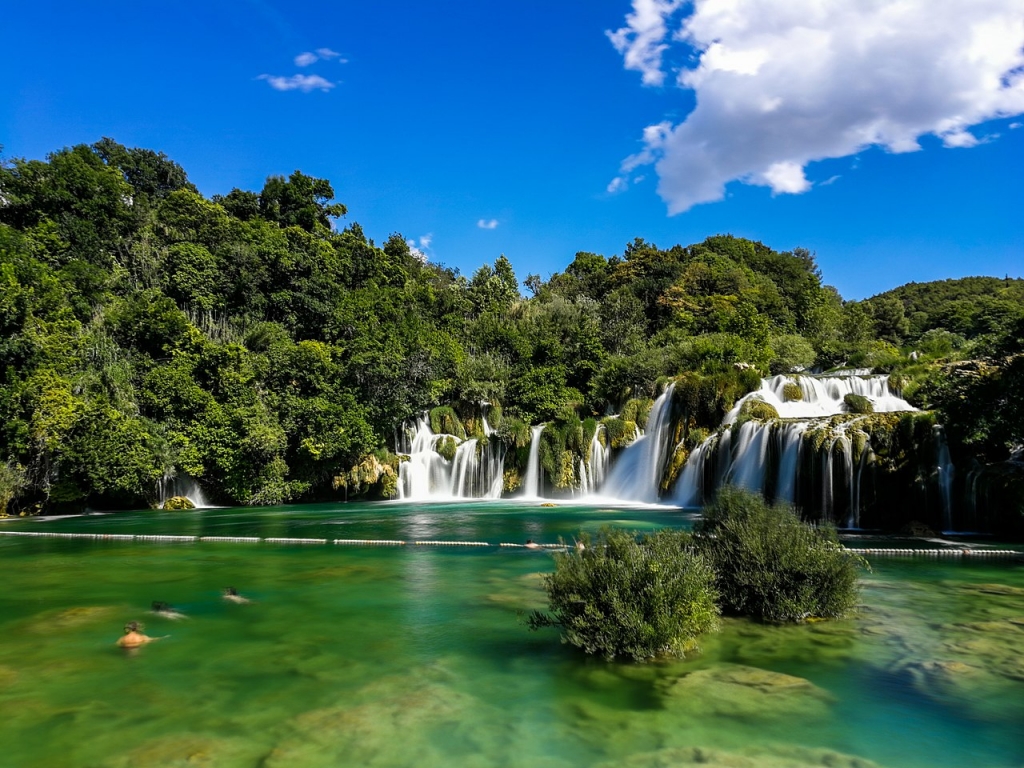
xmin=157 ymin=473 xmax=210 ymax=508
xmin=602 ymin=384 xmax=677 ymax=503
xmin=395 ymin=415 xmax=505 ymax=501
xmin=934 ymin=425 xmax=955 ymax=532
xmin=520 ymin=425 xmax=546 ymax=499
xmin=670 ymin=374 xmax=956 ymax=526
xmin=579 ymin=424 xmax=610 ymax=496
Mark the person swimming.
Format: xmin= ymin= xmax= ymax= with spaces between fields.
xmin=150 ymin=601 xmax=187 ymax=620
xmin=116 ymin=621 xmax=159 ymax=648
xmin=524 ymin=539 xmax=542 ymax=550
xmin=222 ymin=587 xmax=251 ymax=604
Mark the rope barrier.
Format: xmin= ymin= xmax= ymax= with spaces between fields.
xmin=0 ymin=530 xmax=1021 ymax=557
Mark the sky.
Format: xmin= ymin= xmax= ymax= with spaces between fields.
xmin=2 ymin=0 xmax=1022 ymax=300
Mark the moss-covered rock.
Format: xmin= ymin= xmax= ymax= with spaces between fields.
xmin=843 ymin=393 xmax=874 ymax=414
xmin=161 ymin=496 xmax=195 ymax=511
xmin=602 ymin=417 xmax=638 ymax=449
xmin=736 ymin=398 xmax=779 ymax=423
xmin=662 ymin=443 xmax=689 ymax=492
xmin=428 ymin=406 xmax=466 ymax=439
xmin=434 ymin=435 xmax=458 ymax=462
xmin=782 ymin=382 xmax=803 ymax=402
xmin=503 ymin=468 xmax=522 ymax=493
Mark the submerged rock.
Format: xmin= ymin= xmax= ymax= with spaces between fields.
xmin=101 ymin=734 xmax=267 ymax=768
xmin=594 ymin=744 xmax=883 ymax=768
xmin=657 ymin=664 xmax=834 ymax=721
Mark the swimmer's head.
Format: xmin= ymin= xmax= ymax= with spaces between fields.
xmin=151 ymin=601 xmax=167 ymax=612
xmin=124 ymin=621 xmax=140 ymax=634
xmin=224 ymin=587 xmax=238 ymax=596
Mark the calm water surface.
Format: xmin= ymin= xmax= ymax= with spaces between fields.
xmin=1 ymin=501 xmax=1022 ymax=767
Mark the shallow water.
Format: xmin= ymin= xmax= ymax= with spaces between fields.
xmin=1 ymin=501 xmax=1022 ymax=767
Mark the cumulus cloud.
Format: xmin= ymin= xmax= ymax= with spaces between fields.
xmin=608 ymin=0 xmax=1024 ymax=213
xmin=258 ymin=74 xmax=335 ymax=92
xmin=294 ymin=52 xmax=318 ymax=67
xmin=477 ymin=218 xmax=499 ymax=229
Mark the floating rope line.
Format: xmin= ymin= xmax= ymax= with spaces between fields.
xmin=0 ymin=530 xmax=1021 ymax=557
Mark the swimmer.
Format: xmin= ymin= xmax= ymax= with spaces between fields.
xmin=222 ymin=587 xmax=251 ymax=604
xmin=116 ymin=621 xmax=161 ymax=648
xmin=151 ymin=601 xmax=187 ymax=620
xmin=524 ymin=539 xmax=542 ymax=550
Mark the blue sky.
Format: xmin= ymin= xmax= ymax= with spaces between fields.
xmin=2 ymin=0 xmax=1022 ymax=300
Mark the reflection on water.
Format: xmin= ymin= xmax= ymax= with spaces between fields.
xmin=0 ymin=502 xmax=1022 ymax=767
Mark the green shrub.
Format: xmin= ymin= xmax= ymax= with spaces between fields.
xmin=622 ymin=398 xmax=654 ymax=430
xmin=843 ymin=393 xmax=874 ymax=414
xmin=429 ymin=406 xmax=466 ymax=439
xmin=782 ymin=382 xmax=803 ymax=402
xmin=601 ymin=417 xmax=638 ymax=449
xmin=528 ymin=528 xmax=720 ymax=661
xmin=694 ymin=488 xmax=865 ymax=622
xmin=434 ymin=435 xmax=458 ymax=462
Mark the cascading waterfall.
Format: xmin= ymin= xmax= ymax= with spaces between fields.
xmin=396 ymin=415 xmax=505 ymax=501
xmin=667 ymin=374 xmax=955 ymax=526
xmin=578 ymin=424 xmax=610 ymax=496
xmin=157 ymin=473 xmax=210 ymax=508
xmin=934 ymin=425 xmax=954 ymax=532
xmin=520 ymin=425 xmax=546 ymax=499
xmin=602 ymin=384 xmax=676 ymax=503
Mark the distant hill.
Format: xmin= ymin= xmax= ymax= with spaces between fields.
xmin=868 ymin=276 xmax=1024 ymax=339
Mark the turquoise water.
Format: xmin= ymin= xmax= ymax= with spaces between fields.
xmin=1 ymin=501 xmax=1022 ymax=767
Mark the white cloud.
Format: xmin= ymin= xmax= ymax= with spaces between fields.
xmin=294 ymin=49 xmax=346 ymax=67
xmin=607 ymin=177 xmax=628 ymax=194
xmin=606 ymin=0 xmax=687 ymax=86
xmin=258 ymin=74 xmax=335 ymax=93
xmin=609 ymin=0 xmax=1024 ymax=213
xmin=477 ymin=218 xmax=499 ymax=229
xmin=407 ymin=234 xmax=433 ymax=262
xmin=1009 ymin=122 xmax=1022 ymax=129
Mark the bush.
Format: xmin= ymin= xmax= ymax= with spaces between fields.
xmin=694 ymin=488 xmax=864 ymax=622
xmin=782 ymin=382 xmax=803 ymax=402
xmin=528 ymin=528 xmax=720 ymax=661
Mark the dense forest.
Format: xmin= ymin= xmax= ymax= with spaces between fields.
xmin=0 ymin=140 xmax=1021 ymax=520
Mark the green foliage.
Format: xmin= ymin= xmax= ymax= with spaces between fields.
xmin=843 ymin=393 xmax=874 ymax=414
xmin=695 ymin=488 xmax=864 ymax=622
xmin=621 ymin=398 xmax=654 ymax=429
xmin=528 ymin=528 xmax=720 ymax=661
xmin=0 ymin=460 xmax=28 ymax=516
xmin=601 ymin=417 xmax=638 ymax=449
xmin=435 ymin=436 xmax=458 ymax=462
xmin=769 ymin=334 xmax=816 ymax=374
xmin=428 ymin=406 xmax=466 ymax=439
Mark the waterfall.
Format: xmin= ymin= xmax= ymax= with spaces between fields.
xmin=520 ymin=425 xmax=546 ymax=499
xmin=773 ymin=422 xmax=806 ymax=504
xmin=396 ymin=415 xmax=505 ymax=501
xmin=668 ymin=373 xmax=953 ymax=525
xmin=934 ymin=425 xmax=955 ymax=532
xmin=723 ymin=374 xmax=915 ymax=423
xmin=157 ymin=473 xmax=210 ymax=508
xmin=602 ymin=384 xmax=676 ymax=502
xmin=578 ymin=424 xmax=610 ymax=496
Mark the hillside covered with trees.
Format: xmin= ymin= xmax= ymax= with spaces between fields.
xmin=1 ymin=140 xmax=1021 ymax=518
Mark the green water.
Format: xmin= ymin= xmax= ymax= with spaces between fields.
xmin=1 ymin=501 xmax=1023 ymax=768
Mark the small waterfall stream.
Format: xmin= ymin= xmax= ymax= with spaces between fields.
xmin=602 ymin=384 xmax=676 ymax=503
xmin=520 ymin=425 xmax=546 ymax=499
xmin=157 ymin=474 xmax=210 ymax=508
